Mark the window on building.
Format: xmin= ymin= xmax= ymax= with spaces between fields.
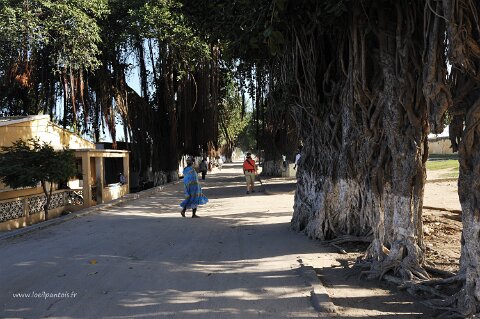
xmin=104 ymin=158 xmax=124 ymax=186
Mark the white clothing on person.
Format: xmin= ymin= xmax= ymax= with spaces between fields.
xmin=294 ymin=153 xmax=301 ymax=169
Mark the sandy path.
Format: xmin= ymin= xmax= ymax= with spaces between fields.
xmin=0 ymin=163 xmax=435 ymax=318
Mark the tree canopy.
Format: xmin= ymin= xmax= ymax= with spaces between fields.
xmin=2 ymin=0 xmax=480 ymax=316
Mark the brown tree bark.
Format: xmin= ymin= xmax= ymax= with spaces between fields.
xmin=429 ymin=1 xmax=480 ymax=315
xmin=289 ymin=1 xmax=429 ymax=281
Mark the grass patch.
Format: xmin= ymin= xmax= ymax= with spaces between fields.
xmin=440 ymin=172 xmax=459 ymax=179
xmin=426 ymin=160 xmax=459 ymax=171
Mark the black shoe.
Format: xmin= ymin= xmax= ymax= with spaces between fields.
xmin=251 ymin=190 xmax=255 ymax=193
xmin=192 ymin=215 xmax=200 ymax=218
xmin=246 ymin=191 xmax=250 ymax=194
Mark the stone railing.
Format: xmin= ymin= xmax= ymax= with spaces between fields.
xmin=0 ymin=190 xmax=82 ymax=223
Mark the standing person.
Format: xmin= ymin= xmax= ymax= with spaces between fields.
xmin=208 ymin=159 xmax=213 ymax=172
xmin=243 ymin=152 xmax=257 ymax=194
xmin=199 ymin=158 xmax=208 ymax=180
xmin=217 ymin=156 xmax=223 ymax=171
xmin=294 ymin=147 xmax=302 ymax=170
xmin=180 ymin=157 xmax=208 ymax=218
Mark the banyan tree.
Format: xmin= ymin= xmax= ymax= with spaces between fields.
xmin=288 ymin=0 xmax=430 ymax=280
xmin=183 ymin=0 xmax=480 ymax=316
xmin=283 ymin=0 xmax=480 ymax=316
xmin=2 ymin=0 xmax=480 ymax=316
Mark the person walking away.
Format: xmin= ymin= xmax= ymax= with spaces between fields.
xmin=199 ymin=158 xmax=208 ymax=180
xmin=217 ymin=156 xmax=223 ymax=171
xmin=243 ymin=152 xmax=257 ymax=194
xmin=180 ymin=157 xmax=208 ymax=218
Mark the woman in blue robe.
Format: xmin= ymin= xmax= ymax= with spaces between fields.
xmin=180 ymin=157 xmax=208 ymax=218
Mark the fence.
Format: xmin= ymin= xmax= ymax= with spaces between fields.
xmin=0 ymin=190 xmax=82 ymax=223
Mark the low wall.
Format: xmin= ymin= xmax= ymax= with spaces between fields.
xmin=103 ymin=184 xmax=129 ymax=203
xmin=429 ymin=137 xmax=454 ymax=154
xmin=0 ymin=190 xmax=69 ymax=231
xmin=282 ymin=163 xmax=297 ymax=178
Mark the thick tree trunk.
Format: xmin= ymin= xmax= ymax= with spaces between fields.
xmin=289 ymin=2 xmax=428 ymax=280
xmin=368 ymin=7 xmax=428 ymax=280
xmin=457 ymin=104 xmax=480 ymax=315
xmin=424 ymin=1 xmax=480 ymax=315
xmin=261 ymin=160 xmax=283 ymax=177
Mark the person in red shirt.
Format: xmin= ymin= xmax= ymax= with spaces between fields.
xmin=242 ymin=152 xmax=257 ymax=194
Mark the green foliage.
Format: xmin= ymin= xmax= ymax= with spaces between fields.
xmin=0 ymin=0 xmax=108 ymax=71
xmin=0 ymin=138 xmax=76 ymax=190
xmin=236 ymin=112 xmax=256 ymax=152
xmin=131 ymin=0 xmax=209 ymax=74
xmin=42 ymin=0 xmax=109 ymax=70
xmin=181 ymin=0 xmax=273 ymax=60
xmin=218 ymin=75 xmax=249 ymax=147
xmin=180 ymin=0 xmax=350 ymax=60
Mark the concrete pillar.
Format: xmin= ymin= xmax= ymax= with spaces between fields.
xmin=123 ymin=153 xmax=129 ymax=188
xmin=82 ymin=153 xmax=91 ymax=207
xmin=23 ymin=197 xmax=29 ymax=225
xmin=95 ymin=157 xmax=104 ymax=204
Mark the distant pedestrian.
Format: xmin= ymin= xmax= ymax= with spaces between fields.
xmin=119 ymin=172 xmax=126 ymax=185
xmin=294 ymin=147 xmax=302 ymax=170
xmin=217 ymin=156 xmax=223 ymax=171
xmin=180 ymin=157 xmax=208 ymax=218
xmin=199 ymin=158 xmax=208 ymax=180
xmin=243 ymin=152 xmax=257 ymax=194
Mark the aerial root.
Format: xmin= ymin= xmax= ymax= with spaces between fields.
xmin=385 ymin=273 xmax=467 ymax=317
xmin=323 ymin=235 xmax=373 ymax=245
xmin=420 ymin=289 xmax=465 ymax=319
xmin=351 ymin=245 xmax=467 ymax=315
xmin=330 ymin=243 xmax=347 ymax=254
xmin=321 ymin=235 xmax=373 ymax=255
xmin=419 ymin=274 xmax=465 ymax=287
xmin=424 ymin=265 xmax=456 ymax=278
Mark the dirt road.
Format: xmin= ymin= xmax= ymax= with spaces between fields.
xmin=0 ymin=163 xmax=434 ymax=318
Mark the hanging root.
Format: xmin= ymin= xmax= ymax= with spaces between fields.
xmin=323 ymin=235 xmax=373 ymax=245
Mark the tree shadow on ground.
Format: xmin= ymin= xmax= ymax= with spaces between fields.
xmin=0 ymin=162 xmax=437 ymax=318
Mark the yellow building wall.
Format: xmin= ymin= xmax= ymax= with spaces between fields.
xmin=0 ymin=116 xmax=95 ymax=200
xmin=0 ymin=116 xmax=94 ymax=150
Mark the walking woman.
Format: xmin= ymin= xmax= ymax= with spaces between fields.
xmin=180 ymin=156 xmax=208 ymax=218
